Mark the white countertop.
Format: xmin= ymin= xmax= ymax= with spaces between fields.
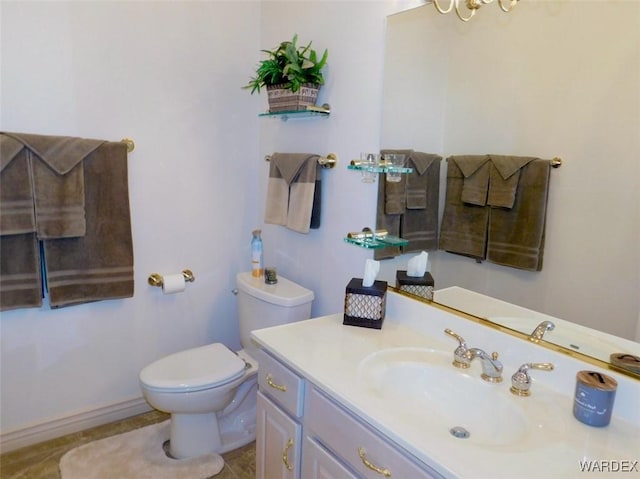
xmin=251 ymin=291 xmax=640 ymax=479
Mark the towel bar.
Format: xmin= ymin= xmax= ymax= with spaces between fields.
xmin=550 ymin=157 xmax=562 ymax=168
xmin=264 ymin=153 xmax=338 ymax=169
xmin=444 ymin=156 xmax=562 ymax=168
xmin=148 ymin=269 xmax=195 ymax=287
xmin=121 ymin=138 xmax=135 ymax=153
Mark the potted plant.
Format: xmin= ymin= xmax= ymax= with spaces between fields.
xmin=244 ymin=34 xmax=328 ymax=112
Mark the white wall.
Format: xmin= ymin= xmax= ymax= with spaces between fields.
xmin=0 ymin=0 xmax=415 ymax=447
xmin=380 ymin=1 xmax=640 ymax=341
xmin=0 ymin=0 xmax=261 ymax=441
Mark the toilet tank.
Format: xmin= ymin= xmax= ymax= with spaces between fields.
xmin=236 ymin=272 xmax=314 ymax=356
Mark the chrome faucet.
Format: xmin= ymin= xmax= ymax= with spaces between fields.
xmin=467 ymin=348 xmax=504 ymax=383
xmin=510 ymin=362 xmax=554 ymax=396
xmin=529 ymin=320 xmax=555 ymax=342
xmin=444 ymin=329 xmax=503 ymax=383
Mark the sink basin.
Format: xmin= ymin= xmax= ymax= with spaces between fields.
xmin=357 ymin=347 xmax=528 ymax=446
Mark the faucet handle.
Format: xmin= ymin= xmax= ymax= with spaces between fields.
xmin=510 ymin=362 xmax=554 ymax=396
xmin=444 ymin=328 xmax=466 ymax=347
xmin=444 ymin=329 xmax=470 ymax=368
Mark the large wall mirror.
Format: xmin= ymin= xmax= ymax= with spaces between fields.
xmin=377 ymin=0 xmax=639 ymax=376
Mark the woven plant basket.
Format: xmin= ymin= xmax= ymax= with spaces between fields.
xmin=267 ymin=83 xmax=320 ymax=112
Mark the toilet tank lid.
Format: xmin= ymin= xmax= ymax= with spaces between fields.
xmin=237 ymin=272 xmax=314 ymax=307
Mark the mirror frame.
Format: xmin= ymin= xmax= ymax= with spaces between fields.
xmin=389 ymin=285 xmax=640 ymax=381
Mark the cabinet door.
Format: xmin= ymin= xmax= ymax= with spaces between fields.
xmin=256 ymin=390 xmax=302 ymax=479
xmin=302 ymin=436 xmax=359 ymax=479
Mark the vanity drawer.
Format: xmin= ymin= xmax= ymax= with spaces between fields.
xmin=306 ymin=386 xmax=443 ymax=479
xmin=256 ymin=348 xmax=305 ymax=418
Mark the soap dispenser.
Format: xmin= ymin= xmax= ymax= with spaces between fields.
xmin=251 ymin=229 xmax=264 ymax=277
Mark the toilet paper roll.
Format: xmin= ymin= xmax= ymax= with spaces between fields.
xmin=162 ymin=273 xmax=186 ymax=294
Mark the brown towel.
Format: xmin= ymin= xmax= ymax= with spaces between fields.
xmin=406 ymin=152 xmax=437 ymax=210
xmin=0 ymin=136 xmax=35 ymax=235
xmin=381 ymin=149 xmax=413 ymax=214
xmin=0 ymin=233 xmax=43 ymax=311
xmin=451 ymin=155 xmax=490 ymax=206
xmin=42 ymin=141 xmax=134 ymax=307
xmin=374 ymin=177 xmax=402 ymax=260
xmin=375 ymin=151 xmax=442 ymax=259
xmin=487 ymin=155 xmax=535 ymax=208
xmin=439 ymin=157 xmax=489 ymax=259
xmin=487 ymin=159 xmax=551 ymax=271
xmin=401 ymin=153 xmax=441 ymax=253
xmin=1 ymin=132 xmax=105 ymax=238
xmin=264 ymin=153 xmax=320 ymax=234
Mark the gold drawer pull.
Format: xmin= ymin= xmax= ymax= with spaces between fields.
xmin=358 ymin=447 xmax=391 ymax=477
xmin=266 ymin=374 xmax=287 ymax=392
xmin=282 ymin=438 xmax=294 ymax=471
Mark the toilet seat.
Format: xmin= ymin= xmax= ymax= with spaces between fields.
xmin=140 ymin=343 xmax=246 ymax=393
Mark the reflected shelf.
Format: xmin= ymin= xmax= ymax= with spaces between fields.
xmin=344 ymin=234 xmax=409 ymax=250
xmin=347 ymin=164 xmax=414 ymax=175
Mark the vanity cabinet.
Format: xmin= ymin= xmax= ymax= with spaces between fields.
xmin=255 ymin=349 xmax=305 ymax=479
xmin=255 ymin=348 xmax=443 ymax=479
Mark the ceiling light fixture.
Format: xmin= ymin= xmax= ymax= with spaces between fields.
xmin=432 ymin=0 xmax=520 ymax=22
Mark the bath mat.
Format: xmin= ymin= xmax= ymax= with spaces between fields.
xmin=59 ymin=420 xmax=224 ymax=479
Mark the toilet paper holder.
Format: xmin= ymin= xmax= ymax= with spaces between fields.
xmin=148 ymin=269 xmax=195 ymax=287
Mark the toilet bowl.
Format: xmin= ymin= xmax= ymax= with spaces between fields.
xmin=140 ymin=344 xmax=258 ymax=458
xmin=139 ymin=272 xmax=314 ymax=459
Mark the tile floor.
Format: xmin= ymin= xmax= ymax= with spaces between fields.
xmin=0 ymin=410 xmax=256 ymax=479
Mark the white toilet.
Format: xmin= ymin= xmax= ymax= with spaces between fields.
xmin=139 ymin=271 xmax=314 ymax=459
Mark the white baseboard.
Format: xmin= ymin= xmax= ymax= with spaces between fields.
xmin=0 ymin=397 xmax=152 ymax=454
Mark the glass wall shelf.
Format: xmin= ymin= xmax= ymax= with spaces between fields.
xmin=344 ymin=235 xmax=409 ymax=249
xmin=259 ymin=104 xmax=331 ymax=121
xmin=347 ymin=164 xmax=414 ymax=174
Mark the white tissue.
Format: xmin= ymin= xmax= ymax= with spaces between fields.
xmin=407 ymin=251 xmax=429 ymax=277
xmin=162 ymin=273 xmax=186 ymax=294
xmin=363 ymin=259 xmax=380 ymax=287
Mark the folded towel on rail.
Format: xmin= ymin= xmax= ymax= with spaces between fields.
xmin=374 ymin=151 xmax=441 ymax=259
xmin=42 ymin=141 xmax=134 ymax=307
xmin=264 ymin=153 xmax=321 ymax=234
xmin=0 ymin=135 xmax=35 ymax=235
xmin=0 ymin=233 xmax=43 ymax=311
xmin=487 ymin=159 xmax=551 ymax=271
xmin=1 ymin=132 xmax=105 ymax=238
xmin=451 ymin=155 xmax=490 ymax=206
xmin=401 ymin=152 xmax=442 ymax=253
xmin=406 ymin=152 xmax=439 ymax=210
xmin=439 ymin=156 xmax=489 ymax=259
xmin=381 ymin=149 xmax=413 ymax=214
xmin=487 ymin=155 xmax=535 ymax=208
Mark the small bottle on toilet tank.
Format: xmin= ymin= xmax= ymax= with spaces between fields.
xmin=251 ymin=229 xmax=263 ymax=277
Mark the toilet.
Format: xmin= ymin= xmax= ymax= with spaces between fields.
xmin=139 ymin=271 xmax=314 ymax=459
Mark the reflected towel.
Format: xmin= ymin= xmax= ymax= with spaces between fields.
xmin=43 ymin=141 xmax=134 ymax=307
xmin=0 ymin=233 xmax=42 ymax=311
xmin=487 ymin=159 xmax=551 ymax=271
xmin=406 ymin=152 xmax=438 ymax=210
xmin=382 ymin=149 xmax=413 ymax=214
xmin=487 ymin=155 xmax=535 ymax=208
xmin=401 ymin=153 xmax=441 ymax=253
xmin=439 ymin=157 xmax=489 ymax=259
xmin=375 ymin=151 xmax=441 ymax=259
xmin=264 ymin=153 xmax=320 ymax=234
xmin=1 ymin=132 xmax=105 ymax=238
xmin=451 ymin=155 xmax=490 ymax=206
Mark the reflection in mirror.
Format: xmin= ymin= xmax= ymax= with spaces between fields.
xmin=378 ymin=1 xmax=639 ymax=375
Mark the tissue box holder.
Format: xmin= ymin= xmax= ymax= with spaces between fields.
xmin=396 ymin=271 xmax=434 ymax=300
xmin=343 ymin=278 xmax=387 ymax=329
